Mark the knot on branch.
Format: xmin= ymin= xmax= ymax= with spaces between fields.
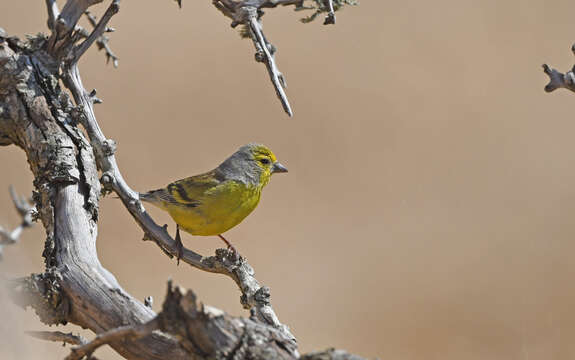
xmin=102 ymin=138 xmax=117 ymax=156
xmin=254 ymin=286 xmax=271 ymax=306
xmin=9 ymin=270 xmax=70 ymax=326
xmin=241 ymin=285 xmax=272 ymax=309
xmin=100 ymin=171 xmax=115 ymax=194
xmin=232 ymin=6 xmax=258 ymax=27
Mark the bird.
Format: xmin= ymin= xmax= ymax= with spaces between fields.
xmin=139 ymin=143 xmax=288 ymax=263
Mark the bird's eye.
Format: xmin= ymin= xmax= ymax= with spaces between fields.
xmin=259 ymin=158 xmax=271 ymax=165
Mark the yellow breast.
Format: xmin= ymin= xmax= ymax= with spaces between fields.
xmin=166 ymin=181 xmax=262 ymax=236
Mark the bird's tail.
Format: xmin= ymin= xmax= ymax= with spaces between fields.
xmin=139 ymin=189 xmax=168 ymax=210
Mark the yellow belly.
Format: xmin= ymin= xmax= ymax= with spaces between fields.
xmin=166 ymin=182 xmax=261 ymax=236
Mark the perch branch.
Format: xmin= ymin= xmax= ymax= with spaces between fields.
xmin=543 ymin=44 xmax=575 ymax=93
xmin=0 ymin=186 xmax=35 ymax=260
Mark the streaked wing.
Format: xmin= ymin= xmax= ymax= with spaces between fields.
xmin=165 ymin=169 xmax=223 ymax=208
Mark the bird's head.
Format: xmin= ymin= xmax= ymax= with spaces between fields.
xmin=219 ymin=143 xmax=287 ymax=187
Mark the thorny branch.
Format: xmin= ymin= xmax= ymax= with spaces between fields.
xmin=0 ymin=186 xmax=35 ymax=260
xmin=84 ymin=10 xmax=119 ymax=67
xmin=208 ymin=0 xmax=357 ymax=116
xmin=71 ymin=0 xmax=119 ymax=65
xmin=543 ymin=44 xmax=575 ymax=93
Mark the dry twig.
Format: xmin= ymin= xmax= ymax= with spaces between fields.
xmin=543 ymin=44 xmax=575 ymax=93
xmin=209 ymin=0 xmax=356 ymax=116
xmin=26 ymin=331 xmax=88 ymax=346
xmin=0 ymin=186 xmax=35 ymax=260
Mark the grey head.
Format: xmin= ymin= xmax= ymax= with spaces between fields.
xmin=216 ymin=143 xmax=287 ymax=186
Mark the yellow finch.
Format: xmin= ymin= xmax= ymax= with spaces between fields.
xmin=140 ymin=143 xmax=287 ymax=260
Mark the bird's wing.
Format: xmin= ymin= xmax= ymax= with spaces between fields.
xmin=164 ymin=169 xmax=223 ymax=208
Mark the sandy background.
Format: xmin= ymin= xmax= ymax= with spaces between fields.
xmin=2 ymin=0 xmax=575 ymax=359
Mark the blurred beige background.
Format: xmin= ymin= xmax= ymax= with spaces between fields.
xmin=2 ymin=0 xmax=575 ymax=359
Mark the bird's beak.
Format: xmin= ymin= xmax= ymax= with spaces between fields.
xmin=272 ymin=162 xmax=288 ymax=173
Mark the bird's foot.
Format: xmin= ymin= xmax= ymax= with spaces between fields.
xmin=218 ymin=234 xmax=237 ymax=254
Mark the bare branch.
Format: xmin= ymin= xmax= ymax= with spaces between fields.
xmin=84 ymin=10 xmax=119 ymax=67
xmin=0 ymin=186 xmax=35 ymax=260
xmin=71 ymin=0 xmax=120 ymax=65
xmin=207 ymin=0 xmax=355 ymax=116
xmin=59 ymin=0 xmax=104 ymax=32
xmin=248 ymin=15 xmax=292 ymax=116
xmin=65 ymin=318 xmax=161 ymax=360
xmin=543 ymin=45 xmax=575 ymax=93
xmin=26 ymin=331 xmax=88 ymax=346
xmin=47 ymin=0 xmax=104 ymax=57
xmin=45 ymin=0 xmax=61 ymax=30
xmin=213 ymin=1 xmax=293 ymax=116
xmin=301 ymin=349 xmax=368 ymax=360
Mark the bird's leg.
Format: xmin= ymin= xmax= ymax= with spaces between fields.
xmin=218 ymin=234 xmax=237 ymax=253
xmin=175 ymin=224 xmax=183 ymax=265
